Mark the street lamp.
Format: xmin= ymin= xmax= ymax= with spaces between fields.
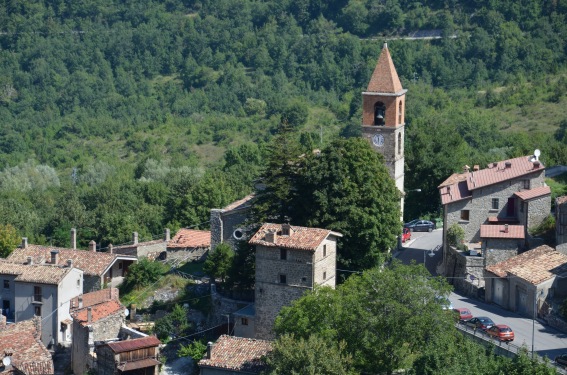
xmin=424 ymin=248 xmax=435 ymax=267
xmin=531 ymin=289 xmax=544 ymax=359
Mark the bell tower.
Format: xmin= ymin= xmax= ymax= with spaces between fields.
xmin=362 ymin=43 xmax=406 ymax=212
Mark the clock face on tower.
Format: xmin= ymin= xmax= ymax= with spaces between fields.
xmin=372 ymin=134 xmax=385 ymax=147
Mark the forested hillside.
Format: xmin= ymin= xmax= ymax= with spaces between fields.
xmin=1 ymin=0 xmax=566 ymax=248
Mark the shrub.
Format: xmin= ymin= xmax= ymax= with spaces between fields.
xmin=446 ymin=224 xmax=465 ymax=247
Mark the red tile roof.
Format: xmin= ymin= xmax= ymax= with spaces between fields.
xmin=198 ymin=335 xmax=272 ymax=373
xmin=486 ymin=245 xmax=567 ymax=284
xmin=70 ymin=288 xmax=119 ymax=312
xmin=557 ymin=196 xmax=567 ymax=205
xmin=439 ymin=155 xmax=544 ymax=205
xmin=72 ymin=300 xmax=124 ymax=326
xmin=106 ymin=336 xmax=161 ymax=353
xmin=514 ymin=186 xmax=551 ymax=201
xmin=168 ymin=229 xmax=211 ymax=249
xmin=0 ymin=318 xmax=54 ymax=375
xmin=249 ymin=223 xmax=342 ymax=251
xmin=0 ymin=260 xmax=75 ymax=285
xmin=366 ymin=43 xmax=404 ymax=94
xmin=480 ymin=224 xmax=524 ymax=239
xmin=8 ymin=245 xmax=136 ymax=276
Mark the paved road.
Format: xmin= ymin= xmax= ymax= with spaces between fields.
xmin=396 ymin=230 xmax=567 ymax=362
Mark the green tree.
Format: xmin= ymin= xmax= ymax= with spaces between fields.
xmin=178 ymin=340 xmax=207 ymax=372
xmin=446 ymin=223 xmax=465 ymax=247
xmin=154 ymin=304 xmax=191 ymax=342
xmin=123 ymin=258 xmax=168 ymax=290
xmin=203 ymin=243 xmax=234 ymax=284
xmin=265 ymin=334 xmax=356 ymax=375
xmin=0 ymin=224 xmax=19 ymax=258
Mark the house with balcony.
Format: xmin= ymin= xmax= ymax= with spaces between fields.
xmin=96 ymin=335 xmax=161 ymax=375
xmin=438 ymin=154 xmax=551 ymax=295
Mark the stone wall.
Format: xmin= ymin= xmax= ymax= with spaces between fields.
xmin=526 ymin=194 xmax=551 ymax=229
xmin=482 ymin=238 xmax=521 ymax=266
xmin=84 ymin=275 xmax=102 ymax=293
xmin=445 ymin=246 xmax=484 ymax=298
xmin=557 ymin=199 xmax=567 ymax=254
xmin=210 ymin=209 xmax=250 ymax=251
xmin=166 ymin=247 xmax=209 ymax=263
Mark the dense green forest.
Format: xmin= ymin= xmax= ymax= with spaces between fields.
xmin=1 ymin=0 xmax=567 ymax=248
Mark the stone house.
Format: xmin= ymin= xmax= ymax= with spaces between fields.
xmin=0 ymin=316 xmax=54 ymax=375
xmin=70 ymin=296 xmax=125 ymax=375
xmin=439 ymin=155 xmax=551 ymax=292
xmin=243 ymin=223 xmax=341 ymax=340
xmin=166 ymin=228 xmax=211 ymax=263
xmin=95 ymin=335 xmax=161 ymax=375
xmin=8 ymin=235 xmax=137 ymax=293
xmin=557 ymin=196 xmax=567 ymax=254
xmin=111 ymin=230 xmax=171 ymax=261
xmin=0 ymin=258 xmax=83 ymax=348
xmin=198 ymin=335 xmax=272 ymax=375
xmin=210 ymin=194 xmax=255 ymax=251
xmin=485 ymin=245 xmax=567 ymax=318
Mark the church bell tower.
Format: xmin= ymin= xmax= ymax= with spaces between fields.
xmin=362 ymin=43 xmax=406 ymax=213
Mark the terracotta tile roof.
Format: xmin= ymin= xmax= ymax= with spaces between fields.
xmin=7 ymin=245 xmax=135 ymax=276
xmin=106 ymin=336 xmax=161 ymax=353
xmin=514 ymin=186 xmax=551 ymax=201
xmin=0 ymin=260 xmax=74 ymax=285
xmin=366 ymin=43 xmax=404 ymax=94
xmin=70 ymin=288 xmax=119 ymax=312
xmin=248 ymin=223 xmax=342 ymax=251
xmin=168 ymin=229 xmax=211 ymax=249
xmin=480 ymin=224 xmax=524 ymax=239
xmin=222 ymin=194 xmax=255 ymax=211
xmin=198 ymin=335 xmax=272 ymax=373
xmin=439 ymin=155 xmax=544 ymax=205
xmin=486 ymin=245 xmax=567 ymax=284
xmin=0 ymin=318 xmax=54 ymax=375
xmin=71 ymin=300 xmax=124 ymax=326
xmin=557 ymin=196 xmax=567 ymax=205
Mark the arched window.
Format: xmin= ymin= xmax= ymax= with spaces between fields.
xmin=398 ymin=101 xmax=403 ymax=124
xmin=374 ymin=102 xmax=386 ymax=125
xmin=398 ymin=133 xmax=402 ymax=155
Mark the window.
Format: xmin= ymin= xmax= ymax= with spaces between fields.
xmin=118 ymin=262 xmax=123 ymax=270
xmin=280 ymin=249 xmax=287 ymax=260
xmin=398 ymin=133 xmax=402 ymax=155
xmin=398 ymin=101 xmax=402 ymax=123
xmin=323 ymin=244 xmax=327 ymax=257
xmin=241 ymin=318 xmax=248 ymax=326
xmin=77 ymin=278 xmax=80 ymax=287
xmin=523 ymin=179 xmax=530 ymax=189
xmin=323 ymin=271 xmax=327 ymax=280
xmin=3 ymin=280 xmax=8 ymax=289
xmin=374 ymin=102 xmax=386 ymax=125
xmin=460 ymin=210 xmax=470 ymax=221
xmin=491 ymin=198 xmax=499 ymax=210
xmin=34 ymin=286 xmax=42 ymax=303
xmin=34 ymin=305 xmax=41 ymax=316
xmin=279 ymin=274 xmax=287 ymax=284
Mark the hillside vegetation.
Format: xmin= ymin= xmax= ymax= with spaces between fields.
xmin=1 ymin=0 xmax=566 ymax=246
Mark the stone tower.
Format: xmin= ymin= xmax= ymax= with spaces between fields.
xmin=362 ymin=43 xmax=406 ymax=212
xmin=248 ymin=223 xmax=342 ymax=340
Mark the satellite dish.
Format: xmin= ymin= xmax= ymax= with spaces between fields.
xmin=534 ymin=149 xmax=541 ymax=160
xmin=124 ymin=308 xmax=130 ymax=317
xmin=2 ymin=356 xmax=11 ymax=366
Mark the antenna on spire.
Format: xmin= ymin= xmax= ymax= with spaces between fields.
xmin=383 ymin=42 xmax=388 ymax=49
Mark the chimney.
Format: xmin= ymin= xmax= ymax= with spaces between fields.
xmin=473 ymin=165 xmax=480 ymax=171
xmin=165 ymin=228 xmax=170 ymax=241
xmin=130 ymin=304 xmax=137 ymax=322
xmin=265 ymin=229 xmax=278 ymax=243
xmin=79 ymin=295 xmax=83 ymax=308
xmin=534 ymin=161 xmax=541 ymax=168
xmin=71 ymin=228 xmax=77 ymax=250
xmin=505 ymin=161 xmax=512 ymax=168
xmin=89 ymin=240 xmax=96 ymax=252
xmin=492 ymin=162 xmax=498 ymax=168
xmin=50 ymin=250 xmax=59 ymax=265
xmin=27 ymin=256 xmax=33 ymax=265
xmin=21 ymin=237 xmax=28 ymax=249
xmin=504 ymin=224 xmax=509 ymax=233
xmin=207 ymin=342 xmax=213 ymax=359
xmin=87 ymin=307 xmax=92 ymax=323
xmin=282 ymin=223 xmax=292 ymax=236
xmin=133 ymin=232 xmax=139 ymax=245
xmin=109 ymin=244 xmax=113 ymax=254
xmin=67 ymin=259 xmax=73 ymax=268
xmin=463 ymin=165 xmax=470 ymax=173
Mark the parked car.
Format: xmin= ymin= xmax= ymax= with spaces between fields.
xmin=464 ymin=316 xmax=495 ymax=330
xmin=486 ymin=325 xmax=514 ymax=341
xmin=435 ymin=296 xmax=453 ymax=310
xmin=453 ymin=307 xmax=473 ymax=321
xmin=402 ymin=227 xmax=411 ymax=243
xmin=404 ymin=219 xmax=436 ymax=232
xmin=554 ymin=353 xmax=567 ymax=368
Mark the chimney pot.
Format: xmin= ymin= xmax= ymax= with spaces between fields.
xmin=22 ymin=237 xmax=28 ymax=249
xmin=87 ymin=306 xmax=92 ymax=323
xmin=265 ymin=229 xmax=278 ymax=243
xmin=473 ymin=165 xmax=480 ymax=171
xmin=504 ymin=224 xmax=509 ymax=233
xmin=207 ymin=342 xmax=213 ymax=359
xmin=71 ymin=228 xmax=77 ymax=250
xmin=79 ymin=295 xmax=83 ymax=308
xmin=50 ymin=250 xmax=59 ymax=265
xmin=492 ymin=162 xmax=498 ymax=168
xmin=534 ymin=161 xmax=541 ymax=168
xmin=109 ymin=244 xmax=113 ymax=254
xmin=282 ymin=223 xmax=292 ymax=236
xmin=89 ymin=240 xmax=96 ymax=252
xmin=67 ymin=259 xmax=73 ymax=268
xmin=463 ymin=165 xmax=470 ymax=173
xmin=133 ymin=232 xmax=139 ymax=245
xmin=505 ymin=161 xmax=512 ymax=168
xmin=27 ymin=256 xmax=33 ymax=265
xmin=165 ymin=228 xmax=170 ymax=242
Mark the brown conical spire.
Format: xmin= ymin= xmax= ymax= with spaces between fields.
xmin=366 ymin=43 xmax=403 ymax=93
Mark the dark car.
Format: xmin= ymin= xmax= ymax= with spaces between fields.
xmin=464 ymin=316 xmax=495 ymax=330
xmin=555 ymin=353 xmax=567 ymax=368
xmin=404 ymin=219 xmax=436 ymax=232
xmin=486 ymin=325 xmax=514 ymax=342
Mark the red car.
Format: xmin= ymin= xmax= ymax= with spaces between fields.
xmin=453 ymin=307 xmax=473 ymax=321
xmin=402 ymin=228 xmax=411 ymax=243
xmin=486 ymin=325 xmax=514 ymax=342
